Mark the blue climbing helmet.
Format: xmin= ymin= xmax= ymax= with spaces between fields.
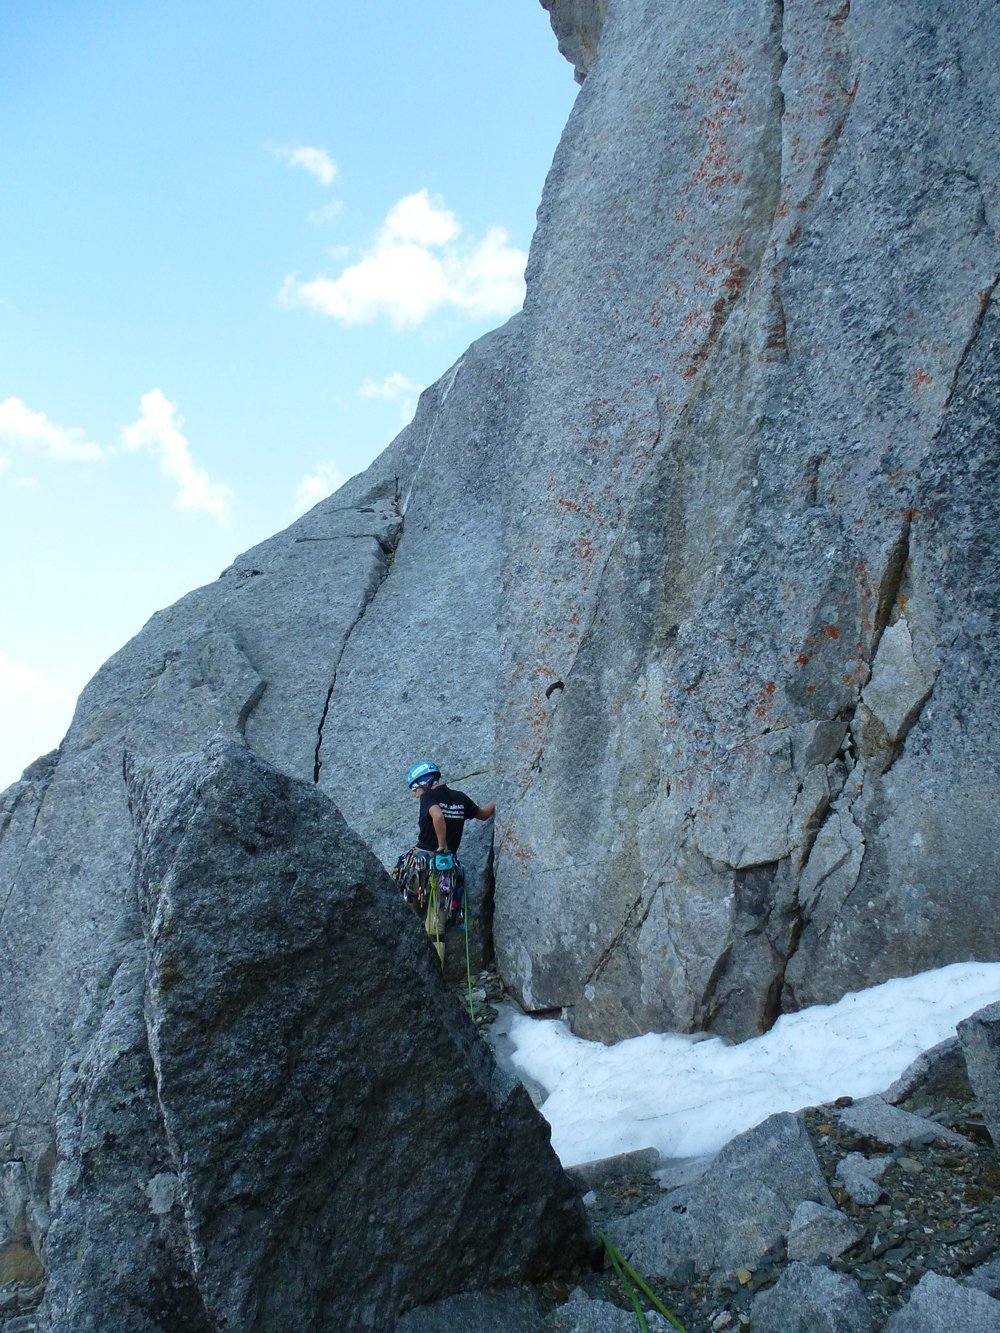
xmin=407 ymin=760 xmax=441 ymax=790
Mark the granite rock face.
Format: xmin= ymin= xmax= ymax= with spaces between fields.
xmin=492 ymin=0 xmax=1000 ymax=1042
xmin=40 ymin=742 xmax=591 ymax=1331
xmin=0 ymin=329 xmax=506 ymax=1212
xmin=2 ymin=0 xmax=999 ymax=1271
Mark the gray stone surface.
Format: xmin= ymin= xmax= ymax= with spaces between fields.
xmin=958 ymin=1001 xmax=1000 ymax=1146
xmin=652 ymin=1156 xmax=713 ymax=1192
xmin=567 ymin=1147 xmax=661 ymax=1191
xmin=837 ymin=1095 xmax=971 ymax=1148
xmin=486 ymin=0 xmax=1000 ymax=1044
xmin=750 ymin=1262 xmax=874 ymax=1333
xmin=0 ymin=1164 xmax=29 ymax=1250
xmin=0 ymin=336 xmax=503 ymax=1201
xmin=835 ymin=1153 xmax=891 ymax=1207
xmin=40 ymin=743 xmax=591 ymax=1332
xmin=886 ymin=1271 xmax=1000 ymax=1332
xmin=884 ymin=1037 xmax=973 ymax=1106
xmin=612 ymin=1112 xmax=831 ymax=1281
xmin=966 ymin=1259 xmax=1000 ymax=1302
xmin=396 ymin=1287 xmax=543 ymax=1333
xmin=786 ymin=1199 xmax=864 ymax=1264
xmin=544 ymin=1297 xmax=673 ymax=1333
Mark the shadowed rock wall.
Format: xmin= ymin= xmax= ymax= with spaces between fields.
xmin=40 ymin=743 xmax=590 ymax=1330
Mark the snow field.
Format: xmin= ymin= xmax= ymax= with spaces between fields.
xmin=508 ymin=962 xmax=1000 ymax=1166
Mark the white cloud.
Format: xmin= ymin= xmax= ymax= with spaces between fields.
xmin=121 ymin=390 xmax=232 ymax=520
xmin=294 ymin=460 xmax=346 ymax=515
xmin=444 ymin=225 xmax=532 ymax=319
xmin=0 ymin=397 xmax=105 ymax=462
xmin=0 ymin=650 xmax=77 ymax=791
xmin=359 ymin=371 xmax=424 ymax=424
xmin=281 ymin=188 xmax=527 ymax=329
xmin=270 ymin=143 xmax=338 ymax=186
xmin=359 ymin=372 xmax=424 ymax=401
xmin=382 ymin=191 xmax=460 ymax=246
xmin=308 ymin=201 xmax=345 ymax=226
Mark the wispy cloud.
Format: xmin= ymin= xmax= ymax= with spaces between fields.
xmin=359 ymin=371 xmax=424 ymax=424
xmin=0 ymin=392 xmax=232 ymax=518
xmin=270 ymin=143 xmax=338 ymax=186
xmin=308 ymin=201 xmax=345 ymax=227
xmin=0 ymin=397 xmax=106 ymax=462
xmin=359 ymin=372 xmax=424 ymax=401
xmin=120 ymin=390 xmax=232 ymax=520
xmin=0 ymin=650 xmax=77 ymax=790
xmin=281 ymin=188 xmax=527 ymax=329
xmin=294 ymin=460 xmax=346 ymax=515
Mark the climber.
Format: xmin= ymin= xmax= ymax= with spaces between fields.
xmin=392 ymin=761 xmax=495 ymax=963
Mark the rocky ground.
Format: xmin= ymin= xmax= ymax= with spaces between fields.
xmin=4 ymin=969 xmax=998 ymax=1331
xmin=469 ymin=970 xmax=1000 ymax=1333
xmin=567 ymin=1097 xmax=1000 ymax=1331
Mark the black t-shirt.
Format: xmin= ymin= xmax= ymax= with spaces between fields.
xmin=417 ymin=785 xmax=479 ymax=852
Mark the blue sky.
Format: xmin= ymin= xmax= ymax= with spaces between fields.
xmin=0 ymin=1 xmax=578 ymax=788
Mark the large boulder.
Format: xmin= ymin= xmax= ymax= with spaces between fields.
xmin=886 ymin=1271 xmax=1000 ymax=1332
xmin=611 ymin=1112 xmax=831 ymax=1282
xmin=40 ymin=742 xmax=592 ymax=1331
xmin=750 ymin=1263 xmax=874 ymax=1333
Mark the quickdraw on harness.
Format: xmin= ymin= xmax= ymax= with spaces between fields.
xmin=392 ymin=847 xmax=465 ymax=923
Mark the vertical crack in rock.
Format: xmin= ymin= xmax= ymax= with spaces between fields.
xmin=401 ymin=358 xmax=463 ymax=515
xmin=313 ymin=518 xmax=404 ymax=783
xmin=789 ymin=18 xmax=859 ymax=233
xmin=583 ymin=886 xmax=652 ymax=989
xmin=822 ymin=838 xmax=869 ymax=930
xmin=879 ymin=679 xmax=935 ymax=778
xmin=766 ymin=904 xmax=804 ymax=1029
xmin=698 ymin=941 xmax=735 ymax=1029
xmin=685 ymin=1 xmax=787 ymax=385
xmin=871 ymin=517 xmax=912 ymax=661
xmin=941 ymin=274 xmax=999 ymax=416
xmin=235 ymin=681 xmax=268 ymax=739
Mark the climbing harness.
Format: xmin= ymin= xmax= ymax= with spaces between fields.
xmin=392 ymin=846 xmax=475 ymax=1018
xmin=392 ymin=849 xmax=464 ymax=937
xmin=392 ymin=847 xmax=461 ymax=917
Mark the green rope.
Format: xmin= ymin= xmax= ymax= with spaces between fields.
xmin=425 ymin=871 xmax=445 ymax=966
xmin=463 ymin=874 xmax=475 ymax=1022
xmin=600 ymin=1233 xmax=647 ymax=1333
xmin=618 ymin=1254 xmax=688 ymax=1332
xmin=598 ymin=1233 xmax=688 ymax=1333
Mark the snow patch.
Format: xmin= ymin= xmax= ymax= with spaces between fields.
xmin=508 ymin=962 xmax=1000 ymax=1166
